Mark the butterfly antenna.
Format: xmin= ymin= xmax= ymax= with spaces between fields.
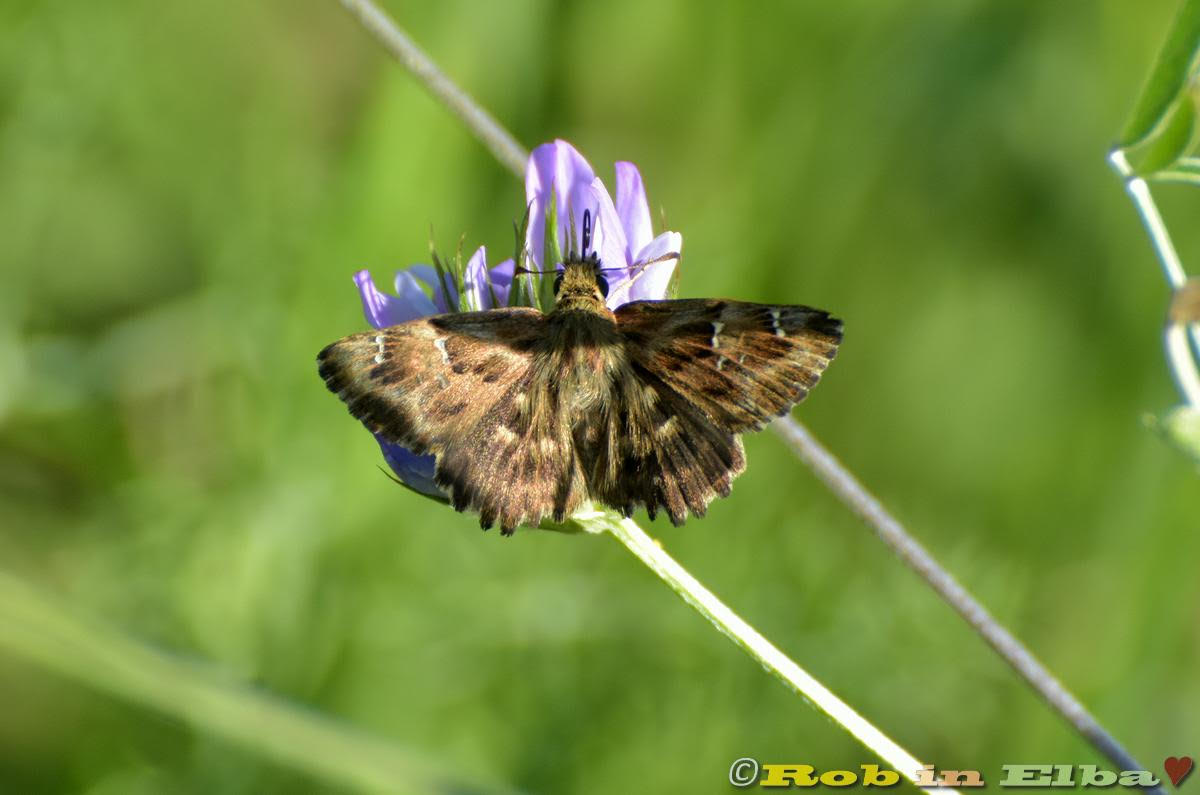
xmin=377 ymin=466 xmax=451 ymax=504
xmin=377 ymin=465 xmax=405 ymax=485
xmin=582 ymin=209 xmax=593 ymax=255
xmin=607 ymin=251 xmax=681 ymax=302
xmin=514 ymin=264 xmax=555 ymax=276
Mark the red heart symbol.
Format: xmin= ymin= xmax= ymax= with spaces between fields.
xmin=1166 ymin=757 xmax=1194 ymax=788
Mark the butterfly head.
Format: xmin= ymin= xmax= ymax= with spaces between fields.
xmin=552 ymin=209 xmax=610 ymax=312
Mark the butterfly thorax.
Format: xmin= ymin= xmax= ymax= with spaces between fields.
xmin=539 ymin=259 xmax=623 ymax=417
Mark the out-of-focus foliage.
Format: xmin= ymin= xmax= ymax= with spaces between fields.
xmin=1 ymin=1 xmax=1197 ymax=792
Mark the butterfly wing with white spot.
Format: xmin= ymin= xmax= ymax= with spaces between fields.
xmin=615 ymin=298 xmax=842 ymax=433
xmin=318 ymin=308 xmax=586 ymax=533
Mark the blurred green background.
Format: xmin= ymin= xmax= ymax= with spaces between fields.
xmin=1 ymin=1 xmax=1197 ymax=792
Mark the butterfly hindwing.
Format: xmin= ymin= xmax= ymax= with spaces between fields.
xmin=581 ymin=367 xmax=745 ymax=525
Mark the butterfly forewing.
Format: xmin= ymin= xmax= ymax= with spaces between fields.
xmin=319 ymin=308 xmax=542 ymax=452
xmin=319 ymin=307 xmax=590 ymax=532
xmin=615 ymin=299 xmax=842 ymax=433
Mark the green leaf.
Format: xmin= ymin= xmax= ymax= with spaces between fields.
xmin=453 ymin=234 xmax=470 ymax=313
xmin=428 ymin=237 xmax=457 ymax=313
xmin=482 ymin=260 xmax=501 ymax=309
xmin=1129 ymin=92 xmax=1197 ymax=174
xmin=1149 ymin=156 xmax=1200 ymax=184
xmin=564 ymin=197 xmax=577 ymax=261
xmin=1119 ymin=0 xmax=1200 ymax=148
xmin=540 ymin=188 xmax=563 ymax=312
xmin=543 ymin=189 xmax=563 ymax=268
xmin=665 ymin=256 xmax=682 ymax=299
xmin=509 ymin=206 xmax=532 ymax=308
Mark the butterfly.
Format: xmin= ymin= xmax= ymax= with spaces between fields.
xmin=318 ymin=212 xmax=842 ymax=535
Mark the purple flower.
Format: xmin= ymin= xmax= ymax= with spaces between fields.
xmin=350 ymin=140 xmax=682 ymax=498
xmin=355 ymin=246 xmax=515 ymax=326
xmin=525 ymin=139 xmax=681 ymax=307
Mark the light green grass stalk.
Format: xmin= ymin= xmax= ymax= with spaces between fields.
xmin=0 ymin=572 xmax=513 ymax=795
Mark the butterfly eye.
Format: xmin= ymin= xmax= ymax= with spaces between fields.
xmin=553 ymin=272 xmax=564 ymax=295
xmin=596 ymin=273 xmax=609 ymax=298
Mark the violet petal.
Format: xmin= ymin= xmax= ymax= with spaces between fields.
xmin=407 ymin=264 xmax=457 ymax=313
xmin=487 ymin=258 xmax=515 ymax=307
xmin=615 ymin=161 xmax=654 ymax=259
xmin=376 ymin=437 xmax=443 ymax=498
xmin=606 ymin=231 xmax=681 ymax=308
xmin=355 ymin=269 xmax=437 ymax=329
xmin=461 ymin=246 xmax=490 ymax=311
xmin=582 ymin=178 xmax=629 ymax=273
xmin=526 ymin=140 xmax=596 ymax=268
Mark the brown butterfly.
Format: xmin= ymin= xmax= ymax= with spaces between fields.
xmin=318 ymin=214 xmax=841 ymax=535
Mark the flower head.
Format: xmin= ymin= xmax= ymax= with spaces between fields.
xmin=525 ymin=140 xmax=681 ymax=307
xmin=350 ymin=140 xmax=682 ymax=497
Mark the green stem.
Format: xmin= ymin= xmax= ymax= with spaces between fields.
xmin=578 ymin=511 xmax=947 ymax=789
xmin=1109 ymin=148 xmax=1200 ymax=408
xmin=334 ymin=0 xmax=527 ymax=177
xmin=769 ymin=418 xmax=1163 ymax=789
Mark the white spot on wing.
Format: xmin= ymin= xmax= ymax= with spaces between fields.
xmin=711 ymin=321 xmax=725 ymax=349
xmin=433 ymin=337 xmax=451 ymax=364
xmin=656 ymin=416 xmax=679 ymax=437
xmin=770 ymin=309 xmax=784 ymax=337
